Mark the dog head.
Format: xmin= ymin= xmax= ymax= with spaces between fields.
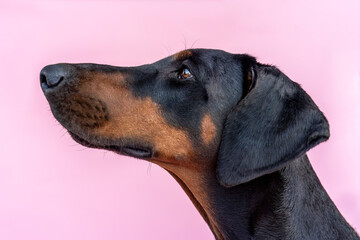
xmin=41 ymin=49 xmax=329 ymax=186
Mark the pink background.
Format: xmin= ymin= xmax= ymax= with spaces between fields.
xmin=1 ymin=0 xmax=359 ymax=239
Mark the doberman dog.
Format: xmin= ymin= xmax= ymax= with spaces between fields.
xmin=40 ymin=49 xmax=359 ymax=240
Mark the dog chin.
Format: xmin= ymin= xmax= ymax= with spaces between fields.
xmin=68 ymin=131 xmax=153 ymax=159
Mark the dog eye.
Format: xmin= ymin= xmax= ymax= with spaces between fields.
xmin=178 ymin=68 xmax=193 ymax=80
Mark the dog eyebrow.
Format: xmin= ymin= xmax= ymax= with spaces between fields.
xmin=173 ymin=50 xmax=193 ymax=61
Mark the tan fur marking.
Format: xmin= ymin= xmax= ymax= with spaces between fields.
xmin=79 ymin=74 xmax=193 ymax=161
xmin=201 ymin=114 xmax=216 ymax=144
xmin=173 ymin=50 xmax=192 ymax=61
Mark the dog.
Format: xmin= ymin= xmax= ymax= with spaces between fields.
xmin=40 ymin=49 xmax=359 ymax=239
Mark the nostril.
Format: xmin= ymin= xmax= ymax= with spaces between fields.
xmin=45 ymin=74 xmax=64 ymax=88
xmin=40 ymin=73 xmax=47 ymax=87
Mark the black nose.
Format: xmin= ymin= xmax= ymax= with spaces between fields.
xmin=40 ymin=64 xmax=74 ymax=90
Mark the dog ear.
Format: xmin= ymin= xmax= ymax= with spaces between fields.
xmin=216 ymin=60 xmax=330 ymax=187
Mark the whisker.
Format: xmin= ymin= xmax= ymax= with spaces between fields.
xmin=182 ymin=35 xmax=188 ymax=50
xmin=147 ymin=162 xmax=152 ymax=176
xmin=190 ymin=38 xmax=200 ymax=49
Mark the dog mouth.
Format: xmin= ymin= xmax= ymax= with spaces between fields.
xmin=68 ymin=131 xmax=153 ymax=159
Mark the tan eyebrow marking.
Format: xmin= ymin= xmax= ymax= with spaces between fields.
xmin=201 ymin=114 xmax=216 ymax=144
xmin=173 ymin=50 xmax=193 ymax=61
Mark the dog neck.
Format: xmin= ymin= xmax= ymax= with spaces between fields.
xmin=165 ymin=155 xmax=358 ymax=240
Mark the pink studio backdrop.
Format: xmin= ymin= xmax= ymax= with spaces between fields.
xmin=1 ymin=0 xmax=359 ymax=239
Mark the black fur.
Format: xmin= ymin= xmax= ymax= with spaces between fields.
xmin=41 ymin=49 xmax=359 ymax=240
xmin=217 ymin=63 xmax=330 ymax=187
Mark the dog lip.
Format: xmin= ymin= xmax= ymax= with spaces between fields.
xmin=104 ymin=145 xmax=153 ymax=159
xmin=122 ymin=146 xmax=153 ymax=158
xmin=68 ymin=131 xmax=153 ymax=159
xmin=68 ymin=131 xmax=101 ymax=149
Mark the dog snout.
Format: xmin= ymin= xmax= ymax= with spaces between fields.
xmin=40 ymin=64 xmax=75 ymax=90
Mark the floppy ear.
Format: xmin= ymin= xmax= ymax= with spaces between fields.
xmin=216 ymin=61 xmax=330 ymax=187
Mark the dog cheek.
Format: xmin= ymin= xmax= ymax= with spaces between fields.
xmin=90 ymin=93 xmax=193 ymax=161
xmin=201 ymin=114 xmax=217 ymax=145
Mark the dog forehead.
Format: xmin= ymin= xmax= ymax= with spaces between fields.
xmin=153 ymin=49 xmax=233 ymax=66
